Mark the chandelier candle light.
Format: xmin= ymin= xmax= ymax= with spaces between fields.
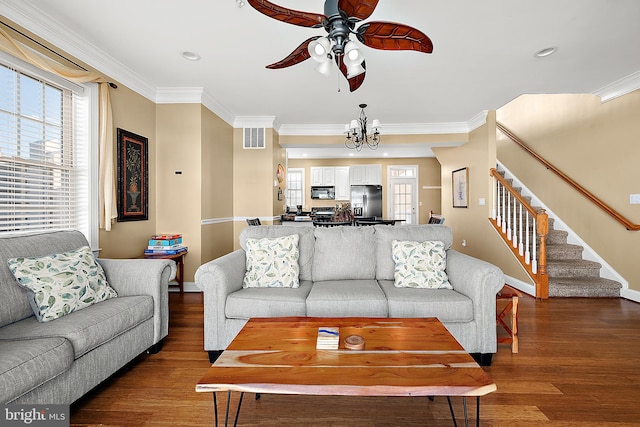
xmin=345 ymin=104 xmax=380 ymax=151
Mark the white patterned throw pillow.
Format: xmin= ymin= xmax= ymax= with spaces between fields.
xmin=243 ymin=234 xmax=300 ymax=288
xmin=392 ymin=240 xmax=453 ymax=289
xmin=7 ymin=246 xmax=117 ymax=322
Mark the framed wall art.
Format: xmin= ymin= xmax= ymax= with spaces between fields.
xmin=117 ymin=128 xmax=148 ymax=221
xmin=452 ymin=167 xmax=469 ymax=208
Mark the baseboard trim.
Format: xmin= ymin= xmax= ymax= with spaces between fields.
xmin=505 ymin=275 xmax=536 ymax=297
xmin=621 ymin=288 xmax=640 ymax=303
xmin=169 ymin=281 xmax=201 ymax=293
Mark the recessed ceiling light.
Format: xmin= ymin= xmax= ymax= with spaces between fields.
xmin=181 ymin=51 xmax=201 ymax=61
xmin=534 ymin=47 xmax=557 ymax=58
xmin=349 ymin=153 xmax=355 ymax=157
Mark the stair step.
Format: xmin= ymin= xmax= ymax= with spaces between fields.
xmin=546 ymin=259 xmax=601 ymax=278
xmin=549 ymin=277 xmax=622 ymax=297
xmin=546 ymin=229 xmax=568 ymax=245
xmin=546 ymin=243 xmax=583 ymax=260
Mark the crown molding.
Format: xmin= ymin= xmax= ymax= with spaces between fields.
xmin=467 ymin=110 xmax=489 ymax=131
xmin=233 ymin=116 xmax=278 ymax=129
xmin=0 ymin=0 xmax=157 ymax=101
xmin=277 ymin=119 xmax=479 ymax=136
xmin=594 ymin=71 xmax=640 ymax=103
xmin=156 ymin=87 xmax=204 ymax=104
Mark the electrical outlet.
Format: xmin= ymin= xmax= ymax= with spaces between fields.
xmin=462 ymin=239 xmax=467 ymax=247
xmin=479 ymin=198 xmax=485 ymax=206
xmin=630 ymin=194 xmax=640 ymax=204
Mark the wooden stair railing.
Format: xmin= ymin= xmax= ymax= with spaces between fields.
xmin=490 ymin=168 xmax=549 ymax=299
xmin=497 ymin=122 xmax=640 ymax=231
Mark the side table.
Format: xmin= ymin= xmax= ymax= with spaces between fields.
xmin=143 ymin=251 xmax=186 ymax=294
xmin=496 ymin=285 xmax=522 ymax=353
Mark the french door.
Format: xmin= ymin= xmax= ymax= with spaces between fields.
xmin=388 ymin=166 xmax=418 ymax=224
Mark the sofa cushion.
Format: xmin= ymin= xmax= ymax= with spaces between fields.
xmin=240 ymin=226 xmax=314 ymax=282
xmin=313 ymin=227 xmax=376 ymax=281
xmin=0 ymin=337 xmax=73 ymax=404
xmin=392 ymin=240 xmax=452 ymax=289
xmin=306 ymin=280 xmax=388 ymax=317
xmin=0 ymin=296 xmax=153 ymax=358
xmin=243 ymin=234 xmax=300 ymax=288
xmin=226 ymin=280 xmax=312 ymax=319
xmin=0 ymin=230 xmax=89 ymax=328
xmin=378 ymin=280 xmax=473 ymax=322
xmin=375 ymin=225 xmax=453 ymax=281
xmin=8 ymin=246 xmax=118 ymax=322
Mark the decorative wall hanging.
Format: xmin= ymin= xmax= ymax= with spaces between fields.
xmin=117 ymin=128 xmax=148 ymax=221
xmin=452 ymin=167 xmax=468 ymax=208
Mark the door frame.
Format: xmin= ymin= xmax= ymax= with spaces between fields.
xmin=387 ymin=165 xmax=419 ymax=224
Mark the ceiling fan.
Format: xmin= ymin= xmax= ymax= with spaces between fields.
xmin=246 ymin=0 xmax=433 ymax=92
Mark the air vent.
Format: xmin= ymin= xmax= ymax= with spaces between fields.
xmin=243 ymin=128 xmax=265 ymax=149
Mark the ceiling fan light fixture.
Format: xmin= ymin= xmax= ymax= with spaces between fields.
xmin=308 ymin=37 xmax=332 ymax=62
xmin=343 ymin=41 xmax=364 ymax=66
xmin=315 ymin=60 xmax=333 ymax=76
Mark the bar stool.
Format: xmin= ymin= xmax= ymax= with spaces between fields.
xmin=496 ymin=285 xmax=522 ymax=353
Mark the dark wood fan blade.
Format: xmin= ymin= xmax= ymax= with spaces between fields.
xmin=358 ymin=21 xmax=433 ymax=53
xmin=335 ymin=55 xmax=366 ymax=92
xmin=338 ymin=0 xmax=379 ymax=21
xmin=266 ymin=36 xmax=319 ymax=69
xmin=247 ymin=0 xmax=325 ymax=28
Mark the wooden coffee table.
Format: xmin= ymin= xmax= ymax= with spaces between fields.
xmin=196 ymin=317 xmax=496 ymax=426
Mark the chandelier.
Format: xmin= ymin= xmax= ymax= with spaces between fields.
xmin=345 ymin=104 xmax=380 ymax=151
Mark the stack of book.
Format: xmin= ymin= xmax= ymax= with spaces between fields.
xmin=316 ymin=327 xmax=339 ymax=350
xmin=144 ymin=234 xmax=188 ymax=255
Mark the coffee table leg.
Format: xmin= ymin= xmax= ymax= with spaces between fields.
xmin=212 ymin=392 xmax=218 ymax=427
xmin=446 ymin=397 xmax=457 ymax=427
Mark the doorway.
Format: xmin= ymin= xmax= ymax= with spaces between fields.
xmin=388 ymin=166 xmax=418 ymax=224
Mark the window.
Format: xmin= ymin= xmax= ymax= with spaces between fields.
xmin=286 ymin=168 xmax=304 ymax=209
xmin=0 ymin=52 xmax=97 ymax=248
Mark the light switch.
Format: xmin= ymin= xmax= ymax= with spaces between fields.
xmin=479 ymin=198 xmax=485 ymax=206
xmin=630 ymin=194 xmax=640 ymax=204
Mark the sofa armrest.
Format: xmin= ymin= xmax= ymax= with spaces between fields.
xmin=446 ymin=250 xmax=505 ymax=352
xmin=195 ymin=249 xmax=246 ymax=350
xmin=98 ymin=258 xmax=175 ymax=345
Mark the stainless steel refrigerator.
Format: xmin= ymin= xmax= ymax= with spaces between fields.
xmin=350 ymin=185 xmax=383 ymax=218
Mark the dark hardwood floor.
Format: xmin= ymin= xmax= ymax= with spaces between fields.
xmin=70 ymin=292 xmax=640 ymax=426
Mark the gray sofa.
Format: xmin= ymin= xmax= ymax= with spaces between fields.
xmin=196 ymin=224 xmax=505 ymax=365
xmin=0 ymin=230 xmax=174 ymax=404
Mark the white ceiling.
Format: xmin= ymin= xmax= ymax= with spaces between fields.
xmin=2 ymin=0 xmax=640 ymax=159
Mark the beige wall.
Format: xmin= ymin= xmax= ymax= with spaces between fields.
xmin=433 ymin=112 xmax=530 ymax=283
xmin=496 ymin=91 xmax=640 ymax=292
xmin=288 ymin=157 xmax=442 ymax=223
xmin=155 ymin=104 xmax=203 ymax=281
xmin=99 ymin=85 xmax=157 ymax=259
xmin=200 ymin=106 xmax=234 ymax=265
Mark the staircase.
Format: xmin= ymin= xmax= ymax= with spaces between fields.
xmin=495 ymin=168 xmax=622 ymax=298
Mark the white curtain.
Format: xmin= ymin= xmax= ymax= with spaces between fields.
xmin=0 ymin=26 xmax=117 ymax=231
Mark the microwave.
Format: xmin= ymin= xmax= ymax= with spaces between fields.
xmin=310 ymin=186 xmax=335 ymax=200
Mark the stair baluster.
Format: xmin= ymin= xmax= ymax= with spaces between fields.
xmin=490 ymin=168 xmax=549 ymax=299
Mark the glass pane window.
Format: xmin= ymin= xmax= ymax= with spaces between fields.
xmin=286 ymin=168 xmax=304 ymax=209
xmin=0 ymin=58 xmax=93 ymax=242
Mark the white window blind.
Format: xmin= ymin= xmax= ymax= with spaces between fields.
xmin=0 ymin=55 xmax=94 ymax=243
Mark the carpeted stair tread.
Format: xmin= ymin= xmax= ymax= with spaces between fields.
xmin=546 ymin=259 xmax=601 ymax=278
xmin=549 ymin=277 xmax=622 ymax=297
xmin=546 ymin=243 xmax=584 ymax=260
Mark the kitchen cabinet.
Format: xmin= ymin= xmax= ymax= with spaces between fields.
xmin=310 ymin=167 xmax=336 ymax=186
xmin=334 ymin=167 xmax=350 ymax=200
xmin=349 ymin=164 xmax=382 ymax=185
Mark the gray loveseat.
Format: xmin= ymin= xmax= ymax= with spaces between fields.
xmin=196 ymin=225 xmax=504 ymax=365
xmin=0 ymin=230 xmax=175 ymax=404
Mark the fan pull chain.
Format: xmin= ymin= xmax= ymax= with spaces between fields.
xmin=337 ymin=69 xmax=341 ymax=93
